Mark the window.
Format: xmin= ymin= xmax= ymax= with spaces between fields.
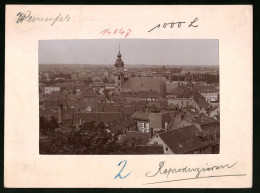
xmin=118 ymin=77 xmax=120 ymax=80
xmin=154 ymin=141 xmax=158 ymax=145
xmin=166 ymin=147 xmax=168 ymax=151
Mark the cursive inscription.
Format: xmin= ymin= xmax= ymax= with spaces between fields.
xmin=144 ymin=161 xmax=246 ymax=185
xmin=148 ymin=17 xmax=198 ymax=32
xmin=146 ymin=161 xmax=238 ymax=178
xmin=16 ymin=11 xmax=70 ymax=26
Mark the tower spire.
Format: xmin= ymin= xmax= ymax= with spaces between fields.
xmin=119 ymin=43 xmax=120 ymax=52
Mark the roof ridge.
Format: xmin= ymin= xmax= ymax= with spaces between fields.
xmin=159 ymin=124 xmax=197 ymax=135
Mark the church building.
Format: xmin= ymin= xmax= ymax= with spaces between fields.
xmin=114 ymin=46 xmax=125 ymax=93
xmin=113 ymin=45 xmax=166 ymax=96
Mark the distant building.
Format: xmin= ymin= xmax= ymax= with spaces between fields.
xmin=131 ymin=110 xmax=171 ymax=133
xmin=193 ymin=85 xmax=219 ymax=102
xmin=44 ymin=86 xmax=60 ymax=94
xmin=71 ymin=72 xmax=79 ymax=80
xmin=166 ymin=80 xmax=186 ymax=94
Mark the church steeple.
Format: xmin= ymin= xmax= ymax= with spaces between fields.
xmin=117 ymin=44 xmax=121 ymax=58
xmin=115 ymin=44 xmax=124 ymax=67
xmin=114 ymin=44 xmax=125 ymax=93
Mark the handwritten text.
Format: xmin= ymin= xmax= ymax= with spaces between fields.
xmin=16 ymin=11 xmax=70 ymax=26
xmin=100 ymin=28 xmax=131 ymax=38
xmin=114 ymin=160 xmax=131 ymax=179
xmin=148 ymin=18 xmax=198 ymax=32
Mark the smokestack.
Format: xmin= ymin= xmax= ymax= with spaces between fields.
xmin=58 ymin=104 xmax=63 ymax=126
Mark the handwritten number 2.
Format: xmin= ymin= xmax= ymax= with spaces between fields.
xmin=114 ymin=160 xmax=131 ymax=179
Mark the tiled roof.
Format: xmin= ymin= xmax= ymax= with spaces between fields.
xmin=131 ymin=111 xmax=149 ymax=121
xmin=40 ymin=108 xmax=74 ymax=120
xmin=158 ymin=124 xmax=213 ymax=154
xmin=169 ymin=86 xmax=193 ymax=98
xmin=81 ymin=91 xmax=96 ymax=98
xmin=193 ymin=96 xmax=211 ymax=109
xmin=107 ymin=117 xmax=135 ymax=134
xmin=43 ymin=100 xmax=61 ymax=109
xmin=121 ymin=91 xmax=161 ymax=98
xmin=68 ymin=100 xmax=94 ymax=109
xmin=103 ymin=104 xmax=121 ymax=112
xmin=122 ymin=77 xmax=166 ymax=94
xmin=147 ymin=101 xmax=167 ymax=108
xmin=73 ymin=112 xmax=121 ymax=126
xmin=121 ymin=106 xmax=136 ymax=115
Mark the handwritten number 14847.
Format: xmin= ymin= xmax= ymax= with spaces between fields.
xmin=100 ymin=28 xmax=131 ymax=38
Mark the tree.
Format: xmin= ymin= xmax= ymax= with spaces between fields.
xmin=39 ymin=119 xmax=142 ymax=155
xmin=40 ymin=116 xmax=59 ymax=136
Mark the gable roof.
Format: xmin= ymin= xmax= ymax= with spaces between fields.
xmin=158 ymin=124 xmax=215 ymax=154
xmin=40 ymin=108 xmax=74 ymax=120
xmin=73 ymin=112 xmax=121 ymax=126
xmin=122 ymin=77 xmax=166 ymax=94
xmin=131 ymin=111 xmax=149 ymax=121
xmin=107 ymin=117 xmax=136 ymax=134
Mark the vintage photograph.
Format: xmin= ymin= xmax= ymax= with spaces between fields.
xmin=39 ymin=39 xmax=220 ymax=155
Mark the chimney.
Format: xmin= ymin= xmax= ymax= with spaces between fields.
xmin=181 ymin=113 xmax=184 ymax=121
xmin=150 ymin=127 xmax=154 ymax=139
xmin=180 ymin=121 xmax=184 ymax=128
xmin=71 ymin=109 xmax=75 ymax=126
xmin=58 ymin=104 xmax=63 ymax=126
xmin=165 ymin=121 xmax=168 ymax=131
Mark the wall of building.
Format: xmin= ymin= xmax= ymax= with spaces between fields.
xmin=167 ymin=98 xmax=189 ymax=107
xmin=44 ymin=87 xmax=60 ymax=94
xmin=148 ymin=135 xmax=174 ymax=154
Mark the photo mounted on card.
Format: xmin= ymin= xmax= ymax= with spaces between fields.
xmin=5 ymin=5 xmax=252 ymax=188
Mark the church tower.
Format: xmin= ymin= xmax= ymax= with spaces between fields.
xmin=114 ymin=45 xmax=125 ymax=93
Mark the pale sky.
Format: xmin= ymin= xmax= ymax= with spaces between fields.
xmin=39 ymin=39 xmax=219 ymax=66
